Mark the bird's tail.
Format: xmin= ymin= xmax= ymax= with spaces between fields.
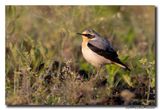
xmin=113 ymin=58 xmax=131 ymax=71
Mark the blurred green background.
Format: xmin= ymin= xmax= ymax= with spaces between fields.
xmin=6 ymin=6 xmax=156 ymax=105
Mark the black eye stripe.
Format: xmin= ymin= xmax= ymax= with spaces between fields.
xmin=84 ymin=34 xmax=95 ymax=38
xmin=86 ymin=34 xmax=92 ymax=37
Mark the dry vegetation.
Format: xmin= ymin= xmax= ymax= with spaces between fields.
xmin=6 ymin=6 xmax=156 ymax=106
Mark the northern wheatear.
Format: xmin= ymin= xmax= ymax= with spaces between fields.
xmin=77 ymin=29 xmax=130 ymax=73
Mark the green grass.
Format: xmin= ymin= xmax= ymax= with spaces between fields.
xmin=6 ymin=6 xmax=156 ymax=106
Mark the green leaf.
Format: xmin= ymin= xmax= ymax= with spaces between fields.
xmin=122 ymin=73 xmax=133 ymax=87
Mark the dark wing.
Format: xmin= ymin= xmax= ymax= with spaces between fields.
xmin=87 ymin=42 xmax=130 ymax=71
xmin=87 ymin=42 xmax=118 ymax=62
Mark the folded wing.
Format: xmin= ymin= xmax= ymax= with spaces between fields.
xmin=88 ymin=40 xmax=130 ymax=71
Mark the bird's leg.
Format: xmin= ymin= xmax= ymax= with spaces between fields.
xmin=95 ymin=67 xmax=102 ymax=79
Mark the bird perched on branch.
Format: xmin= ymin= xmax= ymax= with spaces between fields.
xmin=77 ymin=29 xmax=130 ymax=75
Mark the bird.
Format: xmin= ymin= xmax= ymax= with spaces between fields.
xmin=77 ymin=29 xmax=130 ymax=75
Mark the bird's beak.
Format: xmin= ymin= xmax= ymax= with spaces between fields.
xmin=77 ymin=33 xmax=83 ymax=36
xmin=77 ymin=33 xmax=94 ymax=39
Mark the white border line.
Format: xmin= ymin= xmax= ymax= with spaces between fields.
xmin=4 ymin=0 xmax=160 ymax=5
xmin=1 ymin=0 xmax=159 ymax=110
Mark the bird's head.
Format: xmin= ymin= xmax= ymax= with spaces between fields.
xmin=77 ymin=29 xmax=99 ymax=42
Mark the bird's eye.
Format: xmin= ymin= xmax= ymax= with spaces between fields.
xmin=85 ymin=34 xmax=95 ymax=39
